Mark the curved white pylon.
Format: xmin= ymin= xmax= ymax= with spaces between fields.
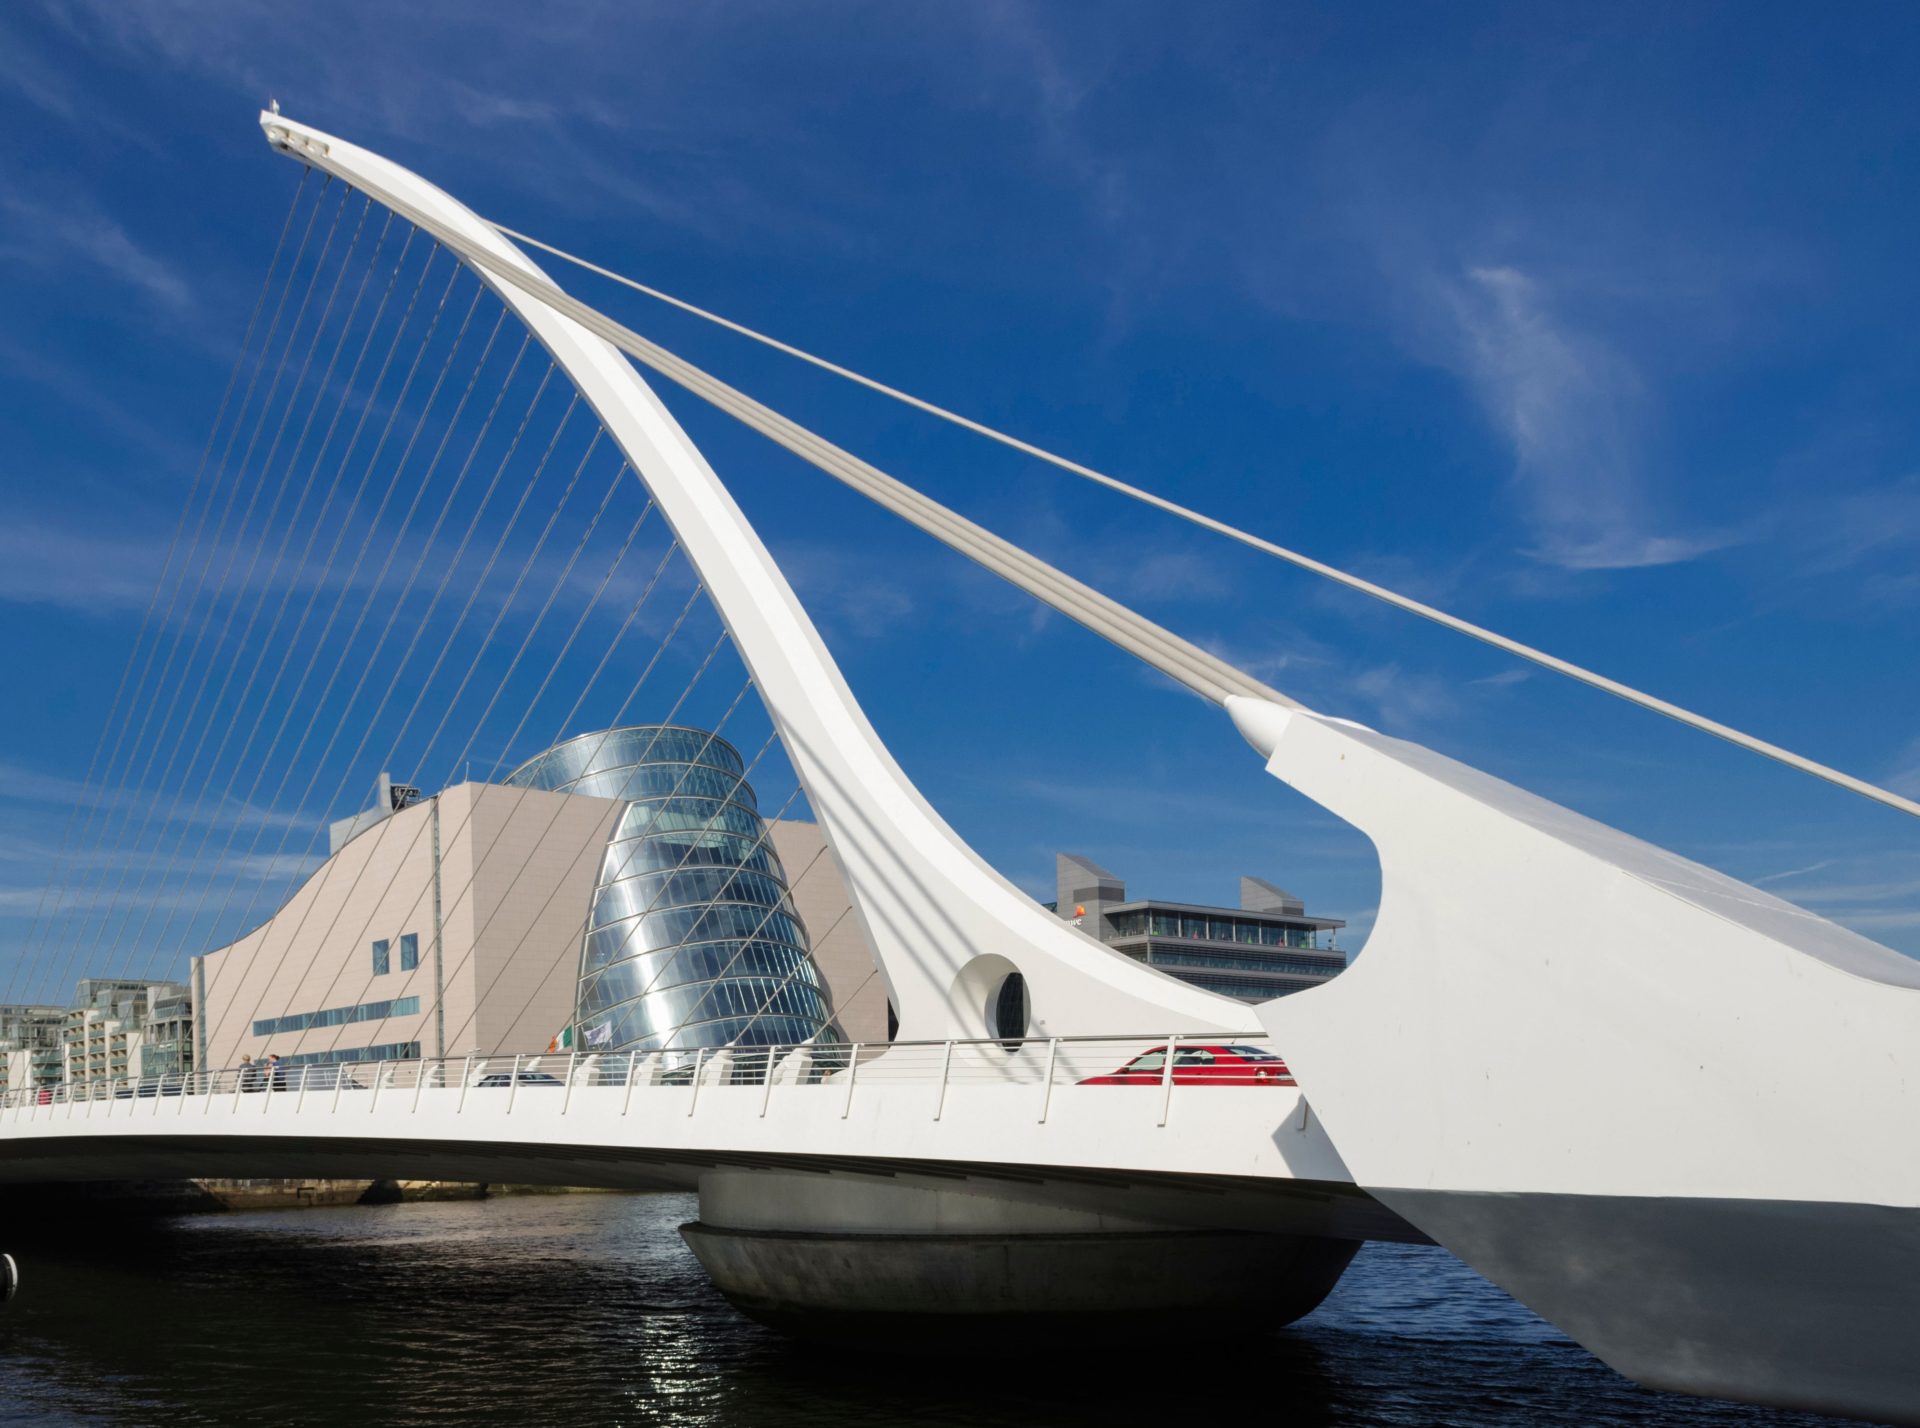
xmin=261 ymin=114 xmax=1256 ymax=1041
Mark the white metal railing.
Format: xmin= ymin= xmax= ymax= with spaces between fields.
xmin=0 ymin=1033 xmax=1296 ymax=1128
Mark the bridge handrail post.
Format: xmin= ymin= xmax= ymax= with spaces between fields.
xmin=457 ymin=1055 xmax=474 ymax=1115
xmin=622 ymin=1049 xmax=640 ymax=1116
xmin=152 ymin=1075 xmax=164 ymax=1118
xmin=369 ymin=1061 xmax=386 ymax=1115
xmin=841 ymin=1044 xmax=862 ymax=1120
xmin=934 ymin=1040 xmax=954 ymax=1121
xmin=411 ymin=1057 xmax=429 ymax=1114
xmin=1039 ymin=1037 xmax=1060 ymax=1123
xmin=296 ymin=1063 xmax=312 ymax=1114
xmin=331 ymin=1062 xmax=349 ymax=1115
xmin=759 ymin=1045 xmax=780 ymax=1118
xmin=560 ymin=1052 xmax=578 ymax=1116
xmin=686 ymin=1048 xmax=708 ymax=1118
xmin=232 ymin=1064 xmax=247 ymax=1116
xmin=506 ymin=1053 xmax=524 ymax=1115
xmin=1158 ymin=1034 xmax=1181 ymax=1128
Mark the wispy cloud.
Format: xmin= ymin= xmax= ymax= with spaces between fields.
xmin=1435 ymin=264 xmax=1721 ymax=571
xmin=0 ymin=751 xmax=312 ymax=829
xmin=0 ymin=16 xmax=78 ymax=118
xmin=0 ymin=521 xmax=175 ymax=615
xmin=1469 ymin=666 xmax=1531 ymax=689
xmin=763 ymin=537 xmax=918 ymax=640
xmin=0 ymin=192 xmax=191 ymax=310
xmin=1774 ymin=472 xmax=1920 ymax=610
xmin=1888 ymin=736 xmax=1920 ymax=800
xmin=1348 ymin=661 xmax=1461 ymax=731
xmin=1744 ymin=849 xmax=1920 ymax=946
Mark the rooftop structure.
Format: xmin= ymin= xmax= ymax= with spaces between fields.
xmin=1052 ymin=853 xmax=1346 ymax=1003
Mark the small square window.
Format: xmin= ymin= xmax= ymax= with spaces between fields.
xmin=371 ymin=939 xmax=390 ymax=976
xmin=399 ymin=933 xmax=419 ymax=972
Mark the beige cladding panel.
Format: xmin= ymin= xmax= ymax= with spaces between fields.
xmin=769 ymin=819 xmax=888 ymax=1044
xmin=197 ymin=784 xmax=614 ymax=1067
xmin=458 ymin=783 xmax=620 ymax=1055
xmin=198 ymin=799 xmax=441 ymax=1067
xmin=197 ymin=792 xmax=854 ymax=1071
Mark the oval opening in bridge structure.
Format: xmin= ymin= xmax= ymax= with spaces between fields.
xmin=947 ymin=953 xmax=1027 ymax=1044
xmin=991 ymin=973 xmax=1028 ymax=1047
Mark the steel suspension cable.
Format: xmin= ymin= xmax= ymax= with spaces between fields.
xmin=461 ymin=718 xmax=795 ymax=1066
xmin=674 ymin=822 xmax=834 ymax=1052
xmin=276 ymin=160 xmax=1280 ymax=700
xmin=482 ymin=469 xmax=646 ymax=783
xmin=95 ymin=197 xmax=385 ymax=990
xmin=134 ymin=222 xmax=423 ymax=987
xmin=156 ymin=254 xmax=477 ymax=989
xmin=250 ymin=437 xmax=644 ymax=1062
xmin=23 ymin=176 xmax=334 ymax=1005
xmin=483 ymin=219 xmax=1920 ymax=822
xmin=424 ymin=627 xmax=740 ymax=1063
xmin=412 ymin=550 xmax=692 ymax=1060
xmin=3 ymin=172 xmax=312 ymax=1006
xmin=463 ymin=705 xmax=824 ymax=1069
xmin=190 ymin=327 xmax=543 ymax=1036
xmin=221 ymin=374 xmax=586 ymax=1051
xmin=358 ymin=570 xmax=709 ymax=1062
xmin=628 ymin=746 xmax=817 ymax=1054
xmin=54 ymin=185 xmax=351 ymax=997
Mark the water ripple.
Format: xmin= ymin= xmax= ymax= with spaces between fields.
xmin=0 ymin=1195 xmax=1869 ymax=1428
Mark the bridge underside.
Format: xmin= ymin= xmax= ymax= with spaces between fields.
xmin=0 ymin=1133 xmax=1427 ymax=1245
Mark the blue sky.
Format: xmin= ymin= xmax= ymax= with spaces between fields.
xmin=1 ymin=1 xmax=1918 ymax=1004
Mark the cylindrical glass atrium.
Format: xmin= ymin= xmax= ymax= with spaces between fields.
xmin=503 ymin=726 xmax=833 ymax=1057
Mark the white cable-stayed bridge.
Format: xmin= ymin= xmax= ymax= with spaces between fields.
xmin=2 ymin=113 xmax=1917 ymax=1426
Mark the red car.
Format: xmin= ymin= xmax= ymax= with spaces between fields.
xmin=1079 ymin=1042 xmax=1296 ymax=1086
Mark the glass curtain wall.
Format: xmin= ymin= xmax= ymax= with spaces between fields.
xmin=504 ymin=726 xmax=834 ymax=1060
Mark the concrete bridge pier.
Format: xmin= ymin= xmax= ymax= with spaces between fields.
xmin=680 ymin=1169 xmax=1359 ymax=1342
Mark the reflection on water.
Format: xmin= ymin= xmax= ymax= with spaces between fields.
xmin=0 ymin=1194 xmax=1855 ymax=1427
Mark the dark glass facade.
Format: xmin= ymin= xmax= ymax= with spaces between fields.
xmin=504 ymin=726 xmax=833 ymax=1058
xmin=253 ymin=995 xmax=422 ymax=1039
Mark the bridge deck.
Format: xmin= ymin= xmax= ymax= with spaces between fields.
xmin=0 ymin=1039 xmax=1424 ymax=1244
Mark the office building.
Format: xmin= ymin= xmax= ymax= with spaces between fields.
xmin=195 ymin=726 xmax=876 ymax=1071
xmin=1052 ymin=853 xmax=1346 ymax=1003
xmin=0 ymin=1002 xmax=66 ymax=1099
xmin=60 ymin=978 xmax=193 ymax=1089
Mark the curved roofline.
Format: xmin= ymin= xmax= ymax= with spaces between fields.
xmin=503 ymin=724 xmax=748 ymax=785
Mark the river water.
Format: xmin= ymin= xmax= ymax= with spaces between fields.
xmin=0 ymin=1193 xmax=1861 ymax=1427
